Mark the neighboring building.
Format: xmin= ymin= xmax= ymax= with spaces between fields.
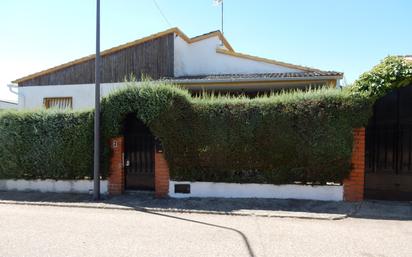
xmin=13 ymin=28 xmax=343 ymax=110
xmin=404 ymin=55 xmax=412 ymax=63
xmin=0 ymin=99 xmax=17 ymax=110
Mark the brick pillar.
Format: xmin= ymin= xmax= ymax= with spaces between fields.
xmin=343 ymin=128 xmax=365 ymax=201
xmin=108 ymin=137 xmax=124 ymax=195
xmin=155 ymin=151 xmax=170 ymax=198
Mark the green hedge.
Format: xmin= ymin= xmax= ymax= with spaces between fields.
xmin=0 ymin=84 xmax=373 ymax=183
xmin=351 ymin=56 xmax=412 ymax=98
xmin=0 ymin=110 xmax=94 ymax=179
xmin=3 ymin=57 xmax=411 ymax=183
xmin=101 ymin=84 xmax=372 ymax=184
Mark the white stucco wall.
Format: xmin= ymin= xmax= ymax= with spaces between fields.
xmin=174 ymin=35 xmax=302 ymax=77
xmin=18 ymin=82 xmax=129 ymax=109
xmin=0 ymin=100 xmax=17 ymax=109
xmin=0 ymin=179 xmax=108 ymax=194
xmin=169 ymin=181 xmax=343 ymax=201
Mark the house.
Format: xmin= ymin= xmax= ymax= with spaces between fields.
xmin=12 ymin=28 xmax=343 ymax=109
xmin=0 ymin=99 xmax=17 ymax=110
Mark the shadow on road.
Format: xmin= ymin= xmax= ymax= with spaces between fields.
xmin=139 ymin=209 xmax=256 ymax=257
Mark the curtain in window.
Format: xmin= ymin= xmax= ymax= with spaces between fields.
xmin=44 ymin=97 xmax=73 ymax=109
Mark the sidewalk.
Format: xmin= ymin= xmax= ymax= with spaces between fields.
xmin=0 ymin=191 xmax=411 ymax=220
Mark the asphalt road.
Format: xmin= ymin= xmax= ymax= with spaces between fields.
xmin=0 ymin=204 xmax=411 ymax=257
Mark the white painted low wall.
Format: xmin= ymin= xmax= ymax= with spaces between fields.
xmin=0 ymin=179 xmax=108 ymax=194
xmin=169 ymin=181 xmax=343 ymax=201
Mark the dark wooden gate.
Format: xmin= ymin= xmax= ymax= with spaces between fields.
xmin=123 ymin=114 xmax=155 ymax=191
xmin=365 ymin=84 xmax=412 ymax=200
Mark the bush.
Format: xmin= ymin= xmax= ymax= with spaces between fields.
xmin=351 ymin=56 xmax=412 ymax=98
xmin=0 ymin=83 xmax=373 ymax=184
xmin=101 ymin=83 xmax=372 ymax=184
xmin=0 ymin=110 xmax=94 ymax=179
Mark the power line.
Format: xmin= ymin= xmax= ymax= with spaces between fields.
xmin=152 ymin=0 xmax=172 ymax=27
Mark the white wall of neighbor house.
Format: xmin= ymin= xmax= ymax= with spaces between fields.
xmin=169 ymin=181 xmax=344 ymax=201
xmin=173 ymin=35 xmax=302 ymax=77
xmin=17 ymin=82 xmax=129 ymax=109
xmin=0 ymin=179 xmax=108 ymax=194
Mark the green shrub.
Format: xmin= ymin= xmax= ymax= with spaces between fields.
xmin=351 ymin=56 xmax=412 ymax=98
xmin=0 ymin=109 xmax=94 ymax=179
xmin=0 ymin=82 xmax=373 ymax=184
xmin=101 ymin=83 xmax=372 ymax=184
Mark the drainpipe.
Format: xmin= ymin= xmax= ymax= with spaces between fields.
xmin=7 ymin=84 xmax=23 ymax=108
xmin=336 ymin=78 xmax=342 ymax=89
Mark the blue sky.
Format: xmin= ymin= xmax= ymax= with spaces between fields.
xmin=1 ymin=0 xmax=411 ymax=101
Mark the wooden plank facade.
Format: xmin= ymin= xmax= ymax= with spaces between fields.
xmin=19 ymin=34 xmax=174 ymax=87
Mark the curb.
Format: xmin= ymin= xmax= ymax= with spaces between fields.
xmin=0 ymin=200 xmax=347 ymax=220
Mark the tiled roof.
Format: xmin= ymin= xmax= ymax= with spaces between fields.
xmin=190 ymin=30 xmax=221 ymax=40
xmin=171 ymin=71 xmax=343 ymax=82
xmin=403 ymin=55 xmax=412 ymax=61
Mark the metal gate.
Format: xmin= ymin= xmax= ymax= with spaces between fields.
xmin=123 ymin=114 xmax=155 ymax=190
xmin=365 ymin=84 xmax=412 ymax=200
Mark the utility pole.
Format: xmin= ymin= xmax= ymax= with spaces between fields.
xmin=221 ymin=0 xmax=224 ymax=35
xmin=213 ymin=0 xmax=224 ymax=43
xmin=93 ymin=0 xmax=101 ymax=200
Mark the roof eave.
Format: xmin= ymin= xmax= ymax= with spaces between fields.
xmin=13 ymin=27 xmax=235 ymax=85
xmin=169 ymin=75 xmax=343 ymax=84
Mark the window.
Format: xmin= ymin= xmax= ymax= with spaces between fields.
xmin=43 ymin=97 xmax=73 ymax=109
